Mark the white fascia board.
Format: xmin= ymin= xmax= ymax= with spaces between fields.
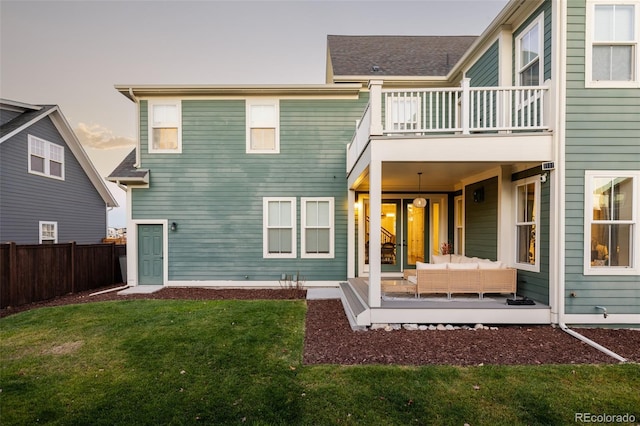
xmin=372 ymin=133 xmax=554 ymax=163
xmin=449 ymin=0 xmax=546 ymax=79
xmin=0 ymin=106 xmax=55 ymax=144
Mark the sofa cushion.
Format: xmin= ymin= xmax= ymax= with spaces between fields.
xmin=447 ymin=262 xmax=478 ymax=270
xmin=450 ymin=254 xmax=465 ymax=263
xmin=417 ymin=261 xmax=448 ymax=270
xmin=407 ymin=275 xmax=417 ymax=284
xmin=477 ymin=260 xmax=505 ymax=269
xmin=431 ymin=254 xmax=451 ymax=264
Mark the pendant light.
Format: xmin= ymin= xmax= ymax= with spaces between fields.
xmin=413 ymin=172 xmax=427 ymax=208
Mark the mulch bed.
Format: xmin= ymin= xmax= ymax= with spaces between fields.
xmin=2 ymin=286 xmax=639 ymax=365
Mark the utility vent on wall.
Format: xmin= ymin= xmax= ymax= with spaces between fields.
xmin=542 ymin=162 xmax=555 ymax=171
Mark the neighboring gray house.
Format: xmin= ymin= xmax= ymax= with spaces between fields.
xmin=0 ymin=99 xmax=118 ymax=244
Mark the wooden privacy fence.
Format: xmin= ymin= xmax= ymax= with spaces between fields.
xmin=0 ymin=242 xmax=126 ymax=309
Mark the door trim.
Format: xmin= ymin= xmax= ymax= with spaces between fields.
xmin=130 ymin=219 xmax=168 ymax=286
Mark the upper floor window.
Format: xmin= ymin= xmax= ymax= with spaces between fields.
xmin=516 ymin=14 xmax=544 ymax=86
xmin=39 ymin=221 xmax=58 ymax=244
xmin=28 ymin=135 xmax=64 ymax=180
xmin=584 ymin=172 xmax=639 ymax=275
xmin=247 ymin=99 xmax=279 ymax=153
xmin=263 ymin=197 xmax=296 ymax=258
xmin=587 ymin=1 xmax=640 ymax=87
xmin=301 ymin=198 xmax=334 ymax=258
xmin=514 ymin=177 xmax=540 ymax=272
xmin=148 ymin=100 xmax=182 ymax=153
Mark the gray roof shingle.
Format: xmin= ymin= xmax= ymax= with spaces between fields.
xmin=0 ymin=105 xmax=57 ymax=139
xmin=327 ymin=35 xmax=477 ymax=78
xmin=108 ymin=149 xmax=149 ymax=183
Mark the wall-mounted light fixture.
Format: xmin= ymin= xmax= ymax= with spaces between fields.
xmin=473 ymin=187 xmax=485 ymax=203
xmin=170 ymin=222 xmax=178 ymax=232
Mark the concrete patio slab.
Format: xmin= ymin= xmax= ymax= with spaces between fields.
xmin=118 ymin=286 xmax=163 ymax=295
xmin=306 ymin=287 xmax=342 ymax=300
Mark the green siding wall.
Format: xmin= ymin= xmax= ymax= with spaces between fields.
xmin=467 ymin=40 xmax=499 ymax=87
xmin=134 ymin=95 xmax=368 ymax=282
xmin=464 ymin=177 xmax=498 ymax=260
xmin=513 ymin=1 xmax=553 ymax=84
xmin=564 ymin=0 xmax=640 ymax=315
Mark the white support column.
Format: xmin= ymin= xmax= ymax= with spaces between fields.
xmin=368 ymin=157 xmax=382 ymax=308
xmin=347 ymin=189 xmax=356 ymax=278
xmin=461 ymin=78 xmax=471 ymax=135
xmin=498 ymin=166 xmax=514 ymax=265
xmin=498 ymin=25 xmax=513 ymax=87
xmin=368 ymin=80 xmax=384 ymax=136
xmin=498 ymin=25 xmax=513 ymax=131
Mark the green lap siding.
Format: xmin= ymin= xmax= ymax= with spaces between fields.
xmin=564 ymin=0 xmax=640 ymax=315
xmin=133 ymin=96 xmax=368 ymax=282
xmin=467 ymin=41 xmax=499 ymax=87
xmin=464 ymin=177 xmax=498 ymax=260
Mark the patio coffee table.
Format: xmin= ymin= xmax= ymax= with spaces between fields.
xmin=381 ymin=280 xmax=417 ymax=297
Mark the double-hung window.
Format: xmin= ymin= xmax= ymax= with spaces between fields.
xmin=247 ymin=99 xmax=279 ymax=153
xmin=301 ymin=198 xmax=334 ymax=258
xmin=39 ymin=221 xmax=58 ymax=244
xmin=148 ymin=100 xmax=181 ymax=153
xmin=587 ymin=1 xmax=640 ymax=87
xmin=28 ymin=135 xmax=64 ymax=180
xmin=516 ymin=14 xmax=544 ymax=87
xmin=584 ymin=172 xmax=639 ymax=274
xmin=263 ymin=197 xmax=296 ymax=258
xmin=514 ymin=177 xmax=540 ymax=272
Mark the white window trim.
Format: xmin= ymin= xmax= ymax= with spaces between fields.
xmin=39 ymin=221 xmax=58 ymax=243
xmin=148 ymin=99 xmax=182 ymax=153
xmin=584 ymin=171 xmax=639 ymax=275
xmin=515 ymin=13 xmax=545 ymax=88
xmin=454 ymin=195 xmax=464 ymax=255
xmin=301 ymin=197 xmax=335 ymax=259
xmin=263 ymin=197 xmax=296 ymax=259
xmin=246 ymin=98 xmax=280 ymax=154
xmin=28 ymin=135 xmax=65 ymax=180
xmin=513 ymin=176 xmax=541 ymax=272
xmin=585 ymin=0 xmax=640 ymax=88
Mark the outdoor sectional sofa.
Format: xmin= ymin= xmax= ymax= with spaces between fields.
xmin=403 ymin=254 xmax=517 ymax=299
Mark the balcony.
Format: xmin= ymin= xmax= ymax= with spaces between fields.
xmin=347 ymin=79 xmax=551 ymax=173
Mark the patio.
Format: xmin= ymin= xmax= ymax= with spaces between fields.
xmin=340 ymin=278 xmax=551 ymax=329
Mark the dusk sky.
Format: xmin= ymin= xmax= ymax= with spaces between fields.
xmin=1 ymin=0 xmax=509 ymax=227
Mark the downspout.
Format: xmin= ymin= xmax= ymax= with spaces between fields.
xmin=553 ymin=1 xmax=626 ymax=364
xmin=90 ymin=284 xmax=129 ymax=296
xmin=128 ymin=88 xmax=141 ymax=168
xmin=558 ymin=323 xmax=627 ymax=363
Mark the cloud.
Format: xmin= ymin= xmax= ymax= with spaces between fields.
xmin=75 ymin=122 xmax=135 ymax=149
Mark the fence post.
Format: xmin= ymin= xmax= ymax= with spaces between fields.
xmin=9 ymin=242 xmax=17 ymax=302
xmin=110 ymin=242 xmax=115 ymax=285
xmin=70 ymin=241 xmax=76 ymax=294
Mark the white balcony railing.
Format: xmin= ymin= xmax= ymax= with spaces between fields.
xmin=347 ymin=79 xmax=551 ymax=172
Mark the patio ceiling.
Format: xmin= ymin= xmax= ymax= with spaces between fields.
xmin=353 ymin=161 xmax=524 ymax=192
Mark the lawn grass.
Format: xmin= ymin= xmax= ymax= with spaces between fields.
xmin=1 ymin=300 xmax=638 ymax=425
